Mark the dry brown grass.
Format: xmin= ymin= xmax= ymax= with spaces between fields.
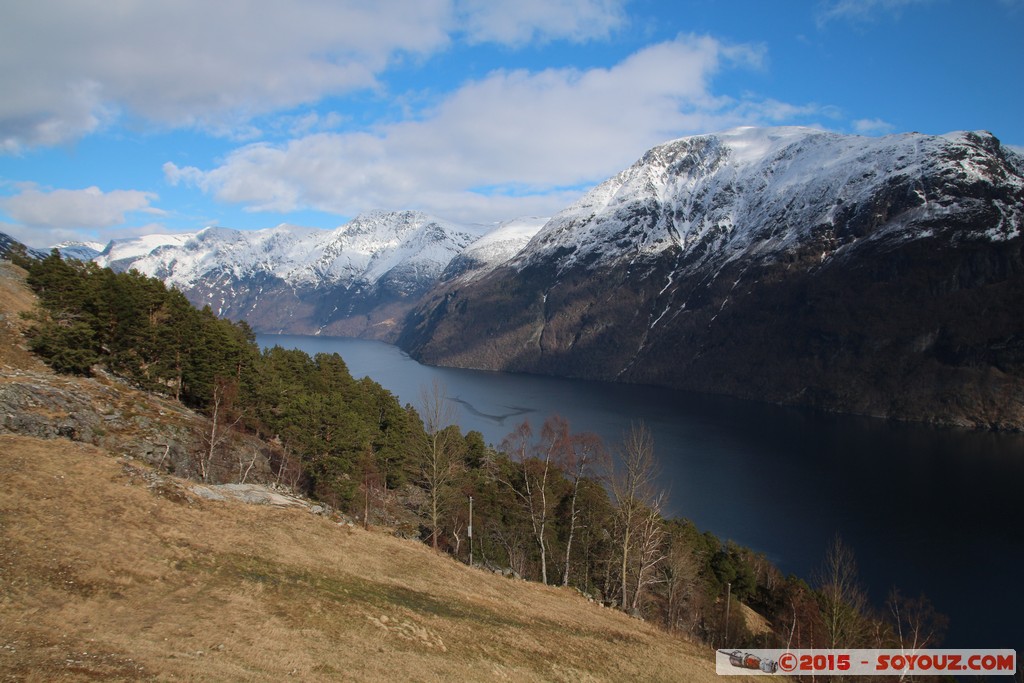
xmin=0 ymin=262 xmax=764 ymax=680
xmin=0 ymin=261 xmax=46 ymax=373
xmin=0 ymin=434 xmax=763 ymax=682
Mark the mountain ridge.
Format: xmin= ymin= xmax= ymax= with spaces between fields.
xmin=90 ymin=210 xmax=488 ymax=337
xmin=399 ymin=127 xmax=1024 ymax=429
xmin=28 ymin=125 xmax=1024 ymax=428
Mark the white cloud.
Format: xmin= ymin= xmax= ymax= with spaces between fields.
xmin=0 ymin=0 xmax=638 ymax=152
xmin=456 ymin=0 xmax=626 ymax=45
xmin=1 ymin=185 xmax=163 ymax=230
xmin=1 ymin=220 xmax=185 ymax=250
xmin=816 ymin=0 xmax=935 ymax=26
xmin=853 ymin=117 xmax=896 ymax=135
xmin=732 ymin=99 xmax=827 ymax=123
xmin=0 ymin=1 xmax=453 ymax=151
xmin=165 ymin=36 xmax=796 ymax=223
xmin=1 ymin=221 xmax=80 ymax=250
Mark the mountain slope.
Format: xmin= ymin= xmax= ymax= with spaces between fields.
xmin=94 ymin=211 xmax=482 ymax=338
xmin=0 ymin=231 xmax=46 ymax=260
xmin=439 ymin=216 xmax=547 ymax=282
xmin=399 ymin=127 xmax=1024 ymax=429
xmin=53 ymin=240 xmax=105 ymax=261
xmin=0 ymin=433 xmax=736 ymax=682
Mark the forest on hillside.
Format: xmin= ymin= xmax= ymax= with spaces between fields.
xmin=13 ymin=249 xmax=949 ymax=658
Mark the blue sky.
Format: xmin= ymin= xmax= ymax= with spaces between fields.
xmin=1 ymin=0 xmax=1022 ymax=248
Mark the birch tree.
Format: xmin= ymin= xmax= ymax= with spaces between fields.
xmin=560 ymin=430 xmax=605 ymax=587
xmin=196 ymin=376 xmax=242 ymax=482
xmin=630 ymin=493 xmax=666 ymax=613
xmin=611 ymin=421 xmax=663 ymax=612
xmin=661 ymin=526 xmax=701 ymax=632
xmin=418 ymin=380 xmax=461 ymax=550
xmin=498 ymin=418 xmax=561 ymax=585
xmin=817 ymin=535 xmax=869 ymax=649
xmin=887 ymin=588 xmax=948 ymax=663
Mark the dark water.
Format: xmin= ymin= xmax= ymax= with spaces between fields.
xmin=258 ymin=334 xmax=1024 ymax=650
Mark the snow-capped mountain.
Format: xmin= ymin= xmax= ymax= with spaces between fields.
xmin=25 ymin=126 xmax=1022 ymax=427
xmin=96 ymin=211 xmax=482 ymax=337
xmin=516 ymin=126 xmax=1020 ymax=273
xmin=0 ymin=232 xmax=47 ymax=260
xmin=95 ymin=233 xmax=193 ymax=271
xmin=440 ymin=217 xmax=548 ymax=282
xmin=0 ymin=232 xmax=25 ymax=259
xmin=401 ymin=127 xmax=1024 ymax=429
xmin=53 ymin=241 xmax=106 ymax=261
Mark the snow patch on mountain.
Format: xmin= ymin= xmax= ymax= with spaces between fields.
xmin=94 ymin=211 xmax=482 ymax=294
xmin=96 ymin=233 xmax=193 ymax=271
xmin=517 ymin=127 xmax=1023 ymax=276
xmin=53 ymin=241 xmax=106 ymax=261
xmin=443 ymin=217 xmax=548 ymax=281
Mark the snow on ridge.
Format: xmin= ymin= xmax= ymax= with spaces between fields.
xmin=445 ymin=217 xmax=549 ymax=282
xmin=53 ymin=240 xmax=106 ymax=261
xmin=463 ymin=217 xmax=548 ymax=257
xmin=54 ymin=240 xmax=105 ymax=251
xmin=92 ymin=211 xmax=484 ymax=292
xmin=76 ymin=129 xmax=1022 ymax=298
xmin=516 ymin=127 xmax=1023 ymax=274
xmin=707 ymin=126 xmax=830 ymax=166
xmin=96 ymin=232 xmax=194 ymax=266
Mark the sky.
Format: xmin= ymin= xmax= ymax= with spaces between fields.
xmin=1 ymin=0 xmax=1022 ymax=249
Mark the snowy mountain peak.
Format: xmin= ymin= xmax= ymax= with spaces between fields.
xmin=94 ymin=211 xmax=481 ymax=293
xmin=517 ymin=127 xmax=1023 ymax=275
xmin=400 ymin=126 xmax=1024 ymax=430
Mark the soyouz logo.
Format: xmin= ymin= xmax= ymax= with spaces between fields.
xmin=715 ymin=649 xmax=1017 ymax=676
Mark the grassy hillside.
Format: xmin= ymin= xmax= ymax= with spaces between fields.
xmin=0 ymin=433 xmax=749 ymax=682
xmin=1 ymin=257 xmax=778 ymax=680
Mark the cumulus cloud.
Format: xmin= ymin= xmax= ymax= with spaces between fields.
xmin=1 ymin=185 xmax=163 ymax=230
xmin=0 ymin=1 xmax=452 ymax=151
xmin=164 ymin=36 xmax=796 ymax=223
xmin=0 ymin=0 xmax=635 ymax=152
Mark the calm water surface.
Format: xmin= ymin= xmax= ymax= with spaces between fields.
xmin=259 ymin=334 xmax=1024 ymax=650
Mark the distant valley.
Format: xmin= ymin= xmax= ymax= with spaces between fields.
xmin=36 ymin=126 xmax=1024 ymax=429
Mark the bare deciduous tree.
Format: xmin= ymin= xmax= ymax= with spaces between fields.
xmin=816 ymin=535 xmax=869 ymax=649
xmin=358 ymin=445 xmax=380 ymax=530
xmin=197 ymin=376 xmax=243 ymax=483
xmin=612 ymin=421 xmax=663 ymax=612
xmin=630 ymin=493 xmax=666 ymax=614
xmin=661 ymin=535 xmax=700 ymax=633
xmin=498 ymin=418 xmax=560 ymax=585
xmin=560 ymin=430 xmax=605 ymax=587
xmin=236 ymin=445 xmax=259 ymax=484
xmin=273 ymin=443 xmax=304 ymax=491
xmin=418 ymin=379 xmax=461 ymax=550
xmin=887 ymin=588 xmax=948 ymax=670
xmin=492 ymin=524 xmax=528 ymax=578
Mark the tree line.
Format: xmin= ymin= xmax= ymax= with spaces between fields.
xmin=15 ymin=249 xmax=948 ymax=661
